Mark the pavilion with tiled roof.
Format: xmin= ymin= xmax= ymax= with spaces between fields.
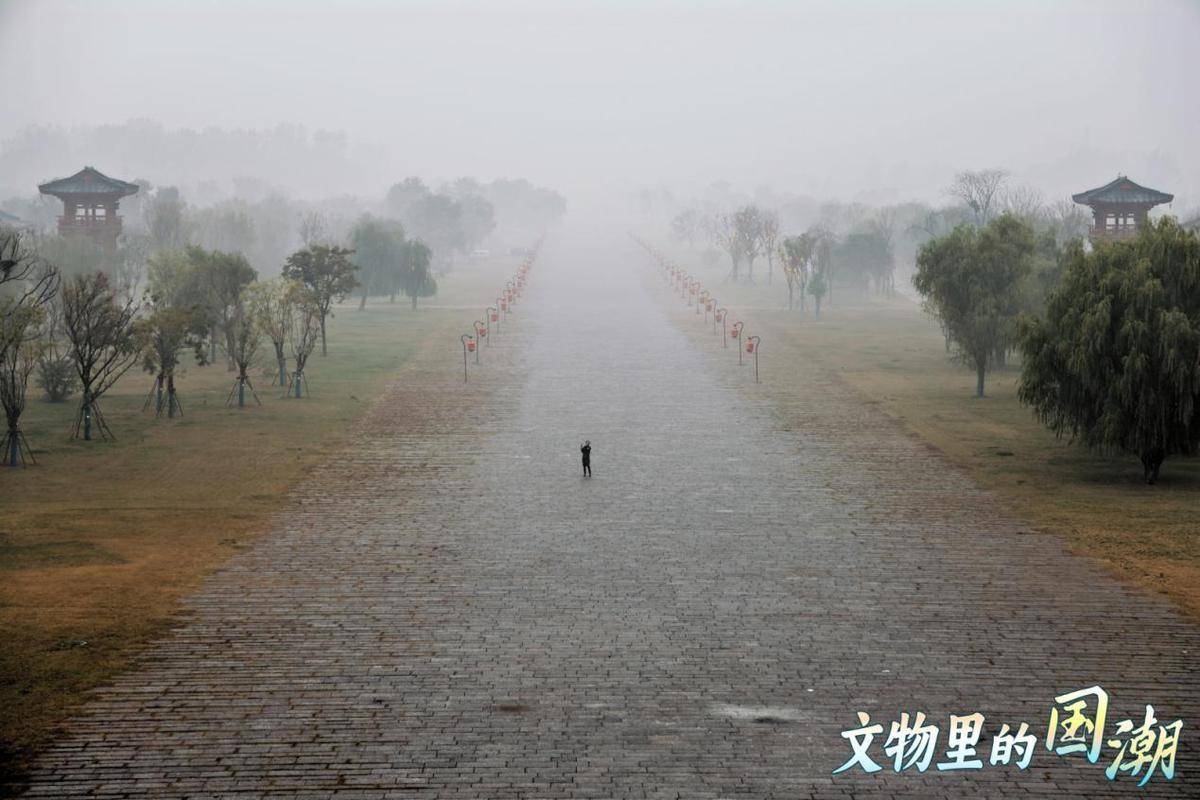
xmin=1072 ymin=175 xmax=1173 ymax=241
xmin=38 ymin=166 xmax=139 ymax=245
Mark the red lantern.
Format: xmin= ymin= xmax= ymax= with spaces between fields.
xmin=731 ymin=327 xmax=740 ymax=338
xmin=501 ymin=301 xmax=508 ymax=311
xmin=745 ymin=340 xmax=755 ymax=353
xmin=490 ymin=312 xmax=499 ymax=322
xmin=478 ymin=326 xmax=488 ymax=338
xmin=466 ymin=339 xmax=476 ymax=352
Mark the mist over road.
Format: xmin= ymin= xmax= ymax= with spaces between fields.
xmin=23 ymin=234 xmax=1200 ymax=798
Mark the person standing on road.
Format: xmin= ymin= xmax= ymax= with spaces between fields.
xmin=580 ymin=440 xmax=592 ymax=477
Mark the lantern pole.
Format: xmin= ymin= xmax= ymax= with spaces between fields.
xmin=460 ymin=334 xmax=473 ymax=382
xmin=472 ymin=320 xmax=485 ymax=363
xmin=716 ymin=308 xmax=727 ymax=346
xmin=698 ymin=289 xmax=708 ymax=316
xmin=748 ymin=336 xmax=761 ymax=383
xmin=481 ymin=311 xmax=492 ymax=346
xmin=488 ymin=305 xmax=499 ymax=337
xmin=732 ymin=321 xmax=744 ymax=364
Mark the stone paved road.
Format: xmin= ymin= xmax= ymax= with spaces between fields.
xmin=20 ymin=234 xmax=1200 ymax=798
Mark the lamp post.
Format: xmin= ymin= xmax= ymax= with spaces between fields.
xmin=472 ymin=320 xmax=487 ymax=361
xmin=731 ymin=321 xmax=744 ymax=363
xmin=698 ymin=289 xmax=708 ymax=315
xmin=480 ymin=312 xmax=494 ymax=346
xmin=746 ymin=335 xmax=761 ymax=383
xmin=716 ymin=308 xmax=728 ymax=345
xmin=460 ymin=334 xmax=475 ymax=382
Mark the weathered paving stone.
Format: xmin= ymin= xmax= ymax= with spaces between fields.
xmin=18 ymin=237 xmax=1200 ymax=798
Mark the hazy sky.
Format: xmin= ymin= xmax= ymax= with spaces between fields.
xmin=2 ymin=0 xmax=1198 ymax=204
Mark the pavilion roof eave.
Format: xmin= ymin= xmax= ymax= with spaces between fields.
xmin=1072 ymin=175 xmax=1173 ymax=207
xmin=38 ymin=166 xmax=140 ymax=199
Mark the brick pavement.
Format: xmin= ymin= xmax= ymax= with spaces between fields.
xmin=18 ymin=235 xmax=1200 ymax=798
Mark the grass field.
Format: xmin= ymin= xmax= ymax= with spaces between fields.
xmin=659 ymin=252 xmax=1200 ymax=621
xmin=0 ymin=258 xmax=512 ymax=789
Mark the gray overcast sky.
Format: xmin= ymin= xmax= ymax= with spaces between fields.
xmin=1 ymin=0 xmax=1197 ymax=204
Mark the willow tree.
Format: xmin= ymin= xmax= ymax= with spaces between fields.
xmin=349 ymin=215 xmax=406 ymax=308
xmin=401 ymin=240 xmax=437 ymax=310
xmin=62 ymin=273 xmax=139 ymax=440
xmin=1019 ymin=218 xmax=1200 ymax=484
xmin=914 ymin=214 xmax=1034 ymax=397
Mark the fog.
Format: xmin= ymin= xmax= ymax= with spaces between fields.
xmin=2 ymin=0 xmax=1198 ymax=210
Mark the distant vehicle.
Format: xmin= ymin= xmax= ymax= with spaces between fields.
xmin=469 ymin=248 xmax=491 ymax=260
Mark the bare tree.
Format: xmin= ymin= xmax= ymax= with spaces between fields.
xmin=670 ymin=208 xmax=702 ymax=249
xmin=1 ymin=229 xmax=59 ymax=338
xmin=705 ymin=211 xmax=744 ymax=283
xmin=760 ymin=210 xmax=781 ymax=286
xmin=1000 ymin=184 xmax=1045 ymax=222
xmin=734 ymin=205 xmax=765 ymax=283
xmin=299 ymin=210 xmax=329 ymax=247
xmin=1 ymin=329 xmax=39 ymax=466
xmin=948 ymin=169 xmax=1009 ymax=226
xmin=1047 ymin=199 xmax=1092 ymax=244
xmin=1 ymin=229 xmax=60 ymax=461
xmin=62 ymin=273 xmax=140 ymax=440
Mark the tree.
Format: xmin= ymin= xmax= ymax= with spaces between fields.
xmin=404 ymin=193 xmax=465 ymax=267
xmin=35 ymin=296 xmax=77 ymax=403
xmin=760 ymin=210 xmax=781 ymax=286
xmin=780 ymin=234 xmax=814 ymax=311
xmin=401 ymin=240 xmax=437 ymax=310
xmin=298 ymin=210 xmax=330 ymax=247
xmin=670 ymin=209 xmax=702 ymax=249
xmin=914 ymin=214 xmax=1034 ymax=397
xmin=281 ymin=244 xmax=358 ymax=356
xmin=1018 ymin=219 xmax=1200 ymax=484
xmin=246 ymin=279 xmax=301 ymax=388
xmin=733 ymin=205 xmax=765 ymax=283
xmin=832 ymin=232 xmax=893 ymax=295
xmin=62 ymin=273 xmax=140 ymax=440
xmin=134 ymin=305 xmax=207 ymax=418
xmin=709 ymin=212 xmax=743 ymax=282
xmin=2 ymin=229 xmax=59 ymax=459
xmin=191 ymin=200 xmax=257 ymax=255
xmin=143 ymin=186 xmax=189 ymax=252
xmin=190 ymin=246 xmax=257 ymax=369
xmin=385 ymin=177 xmax=432 ymax=219
xmin=349 ymin=215 xmax=406 ymax=308
xmin=286 ymin=292 xmax=320 ymax=398
xmin=225 ymin=300 xmax=262 ymax=408
xmin=0 ymin=334 xmax=38 ymax=466
xmin=948 ymin=169 xmax=1009 ymax=226
xmin=458 ymin=194 xmax=496 ymax=253
xmin=809 ymin=270 xmax=827 ymax=318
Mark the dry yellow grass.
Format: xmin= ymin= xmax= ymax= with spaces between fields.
xmin=0 ymin=261 xmax=507 ymax=790
xmin=697 ymin=280 xmax=1200 ymax=620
